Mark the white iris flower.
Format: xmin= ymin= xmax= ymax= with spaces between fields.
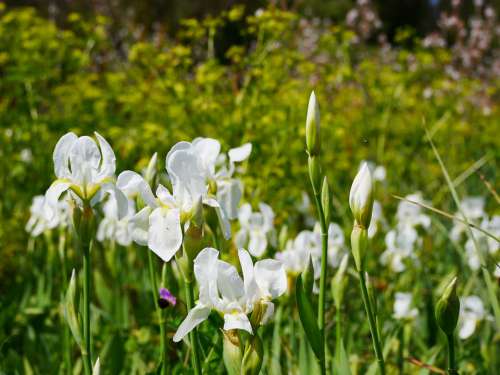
xmin=235 ymin=203 xmax=275 ymax=257
xmin=173 ymin=247 xmax=286 ymax=342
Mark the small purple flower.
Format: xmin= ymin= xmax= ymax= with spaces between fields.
xmin=158 ymin=287 xmax=177 ymax=309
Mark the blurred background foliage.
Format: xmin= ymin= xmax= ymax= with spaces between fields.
xmin=0 ymin=0 xmax=498 ymax=372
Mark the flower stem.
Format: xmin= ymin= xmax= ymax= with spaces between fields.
xmin=446 ymin=333 xmax=458 ymax=375
xmin=313 ymin=190 xmax=328 ymax=375
xmin=185 ymin=277 xmax=202 ymax=375
xmin=160 ymin=262 xmax=169 ymax=375
xmin=82 ymin=239 xmax=93 ymax=375
xmin=359 ymin=271 xmax=385 ymax=375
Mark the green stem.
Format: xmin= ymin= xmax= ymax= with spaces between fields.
xmin=312 ymin=191 xmax=328 ymax=375
xmin=82 ymin=240 xmax=92 ymax=375
xmin=185 ymin=277 xmax=202 ymax=375
xmin=58 ymin=229 xmax=72 ymax=374
xmin=446 ymin=334 xmax=458 ymax=375
xmin=160 ymin=263 xmax=168 ymax=375
xmin=359 ymin=271 xmax=385 ymax=375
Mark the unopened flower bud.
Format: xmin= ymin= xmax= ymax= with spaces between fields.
xmin=349 ymin=163 xmax=373 ymax=229
xmin=308 ymin=156 xmax=321 ymax=194
xmin=158 ymin=287 xmax=177 ymax=309
xmin=350 ymin=225 xmax=368 ymax=271
xmin=302 ymin=254 xmax=315 ymax=295
xmin=321 ymin=177 xmax=331 ymax=223
xmin=64 ymin=269 xmax=83 ymax=349
xmin=332 ymin=254 xmax=349 ymax=309
xmin=435 ymin=277 xmax=460 ymax=336
xmin=306 ymin=91 xmax=321 ymax=156
xmin=92 ymin=357 xmax=100 ymax=375
xmin=144 ymin=152 xmax=158 ymax=185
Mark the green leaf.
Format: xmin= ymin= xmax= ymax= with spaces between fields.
xmin=334 ymin=339 xmax=351 ymax=375
xmin=296 ymin=275 xmax=323 ymax=362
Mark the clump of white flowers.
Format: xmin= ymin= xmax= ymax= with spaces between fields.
xmin=458 ymin=295 xmax=491 ymax=340
xmin=450 ymin=196 xmax=499 ymax=271
xmin=380 ymin=192 xmax=431 ymax=272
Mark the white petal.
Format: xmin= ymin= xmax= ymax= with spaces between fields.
xmin=156 ymin=184 xmax=176 ymax=208
xmin=92 ymin=357 xmax=100 ymax=375
xmin=117 ymin=171 xmax=158 ymax=208
xmin=167 ymin=149 xmax=207 ymax=209
xmin=45 ymin=181 xmax=71 ymax=219
xmin=248 ymin=230 xmax=267 ymax=257
xmin=215 ymin=204 xmax=231 ymax=240
xmin=254 ymin=259 xmax=287 ymax=299
xmin=459 ymin=317 xmax=477 ymax=339
xmin=349 ymin=162 xmax=373 ymax=222
xmin=53 ymin=132 xmax=77 ymax=179
xmin=217 ymin=180 xmax=242 ymax=220
xmin=194 ymin=247 xmax=221 ymax=306
xmin=69 ymin=136 xmax=101 ymax=185
xmin=166 ymin=141 xmax=191 ymax=167
xmin=217 ymin=260 xmax=244 ymax=301
xmin=223 ymin=312 xmax=253 ymax=334
xmin=260 ymin=301 xmax=275 ymax=324
xmin=238 ymin=203 xmax=252 ymax=227
xmin=193 ymin=138 xmax=220 ymax=177
xmin=94 ymin=132 xmax=116 ymax=180
xmin=98 ymin=183 xmax=129 ymax=220
xmin=238 ymin=249 xmax=259 ymax=303
xmin=130 ymin=207 xmax=151 ymax=246
xmin=148 ymin=208 xmax=182 ymax=262
xmin=173 ymin=304 xmax=211 ymax=342
xmin=258 ymin=203 xmax=274 ymax=231
xmin=228 ymin=143 xmax=252 ymax=163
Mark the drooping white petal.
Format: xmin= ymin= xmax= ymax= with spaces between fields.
xmin=45 ymin=181 xmax=71 ymax=218
xmin=95 ymin=183 xmax=129 ymax=220
xmin=260 ymin=300 xmax=275 ymax=325
xmin=223 ymin=312 xmax=253 ymax=334
xmin=166 ymin=141 xmax=191 ymax=167
xmin=459 ymin=317 xmax=476 ymax=339
xmin=259 ymin=203 xmax=275 ymax=231
xmin=254 ymin=259 xmax=287 ymax=299
xmin=248 ymin=230 xmax=267 ymax=257
xmin=238 ymin=203 xmax=252 ymax=227
xmin=117 ymin=171 xmax=158 ymax=208
xmin=53 ymin=132 xmax=77 ymax=179
xmin=228 ymin=143 xmax=252 ymax=163
xmin=94 ymin=132 xmax=116 ymax=180
xmin=173 ymin=304 xmax=211 ymax=342
xmin=235 ymin=229 xmax=248 ymax=249
xmin=215 ymin=204 xmax=231 ymax=240
xmin=148 ymin=208 xmax=182 ymax=262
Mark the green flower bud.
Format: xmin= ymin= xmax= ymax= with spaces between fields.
xmin=350 ymin=225 xmax=368 ymax=271
xmin=144 ymin=152 xmax=158 ymax=186
xmin=241 ymin=335 xmax=263 ymax=375
xmin=321 ymin=177 xmax=331 ymax=223
xmin=183 ymin=197 xmax=205 ymax=261
xmin=349 ymin=163 xmax=373 ymax=229
xmin=302 ymin=254 xmax=315 ymax=295
xmin=223 ymin=330 xmax=242 ymax=375
xmin=308 ymin=156 xmax=321 ymax=195
xmin=64 ymin=269 xmax=83 ymax=349
xmin=435 ymin=277 xmax=460 ymax=336
xmin=306 ymin=91 xmax=321 ymax=156
xmin=332 ymin=254 xmax=349 ymax=309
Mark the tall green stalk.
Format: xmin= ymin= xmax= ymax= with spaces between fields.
xmin=359 ymin=271 xmax=385 ymax=375
xmin=185 ymin=275 xmax=202 ymax=375
xmin=312 ymin=189 xmax=328 ymax=375
xmin=446 ymin=334 xmax=458 ymax=375
xmin=82 ymin=239 xmax=92 ymax=375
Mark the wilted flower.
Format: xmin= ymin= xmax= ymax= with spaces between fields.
xmin=235 ymin=203 xmax=275 ymax=257
xmin=173 ymin=248 xmax=286 ymax=342
xmin=393 ymin=292 xmax=418 ymax=320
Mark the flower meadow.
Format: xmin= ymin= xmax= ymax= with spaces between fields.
xmin=1 ymin=2 xmax=500 ymax=375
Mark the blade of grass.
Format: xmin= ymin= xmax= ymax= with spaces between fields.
xmin=391 ymin=194 xmax=500 ymax=243
xmin=425 ymin=127 xmax=500 ymax=329
xmin=479 ymin=174 xmax=500 ymax=204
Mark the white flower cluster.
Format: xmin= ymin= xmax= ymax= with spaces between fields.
xmin=450 ymin=196 xmax=499 ymax=271
xmin=275 ymin=222 xmax=347 ymax=287
xmin=380 ymin=192 xmax=431 ymax=272
xmin=235 ymin=203 xmax=275 ymax=257
xmin=26 ymin=195 xmax=71 ymax=236
xmin=458 ymin=295 xmax=491 ymax=340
